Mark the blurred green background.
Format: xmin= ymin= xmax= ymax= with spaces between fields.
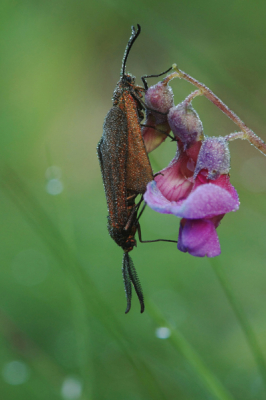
xmin=1 ymin=0 xmax=266 ymax=399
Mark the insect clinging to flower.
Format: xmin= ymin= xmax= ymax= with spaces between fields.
xmin=98 ymin=25 xmax=266 ymax=313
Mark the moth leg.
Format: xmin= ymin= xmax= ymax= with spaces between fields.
xmin=124 ymin=195 xmax=144 ymax=231
xmin=126 ymin=193 xmax=138 ymax=202
xmin=153 ymin=172 xmax=164 ymax=178
xmin=124 ymin=204 xmax=138 ymax=231
xmin=136 ymin=201 xmax=146 ymax=223
xmin=141 ymin=66 xmax=173 ymax=90
xmin=137 ymin=224 xmax=177 ymax=244
xmin=131 ymin=91 xmax=167 ymax=116
xmin=140 ymin=124 xmax=175 ymax=141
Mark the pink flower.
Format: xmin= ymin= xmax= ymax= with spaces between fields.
xmin=144 ymin=138 xmax=239 ymax=257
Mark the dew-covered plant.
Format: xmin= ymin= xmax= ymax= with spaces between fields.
xmin=142 ymin=65 xmax=266 ymax=257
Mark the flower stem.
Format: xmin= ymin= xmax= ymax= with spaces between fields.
xmin=170 ymin=64 xmax=266 ymax=156
xmin=147 ymin=301 xmax=235 ymax=400
xmin=209 ymin=257 xmax=266 ymax=390
xmin=184 ymin=89 xmax=203 ymax=105
xmin=224 ymin=131 xmax=247 ymax=142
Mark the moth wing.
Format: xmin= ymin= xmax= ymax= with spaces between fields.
xmin=124 ymin=94 xmax=153 ymax=194
xmin=97 ymin=106 xmax=128 ymax=229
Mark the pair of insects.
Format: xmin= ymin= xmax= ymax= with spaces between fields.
xmin=97 ymin=25 xmax=175 ymax=314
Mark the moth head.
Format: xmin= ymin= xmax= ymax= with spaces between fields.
xmin=122 ymin=73 xmax=135 ymax=86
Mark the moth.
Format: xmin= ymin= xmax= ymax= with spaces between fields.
xmin=97 ymin=25 xmax=171 ymax=313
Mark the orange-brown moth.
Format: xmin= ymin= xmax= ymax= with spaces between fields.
xmin=97 ymin=25 xmax=171 ymax=313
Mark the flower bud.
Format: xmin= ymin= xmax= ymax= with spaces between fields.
xmin=145 ymin=81 xmax=174 ymax=124
xmin=168 ymin=101 xmax=203 ymax=148
xmin=142 ymin=114 xmax=171 ymax=153
xmin=193 ymin=137 xmax=230 ymax=180
xmin=142 ymin=81 xmax=174 ymax=153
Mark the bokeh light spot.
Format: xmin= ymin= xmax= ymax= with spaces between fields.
xmin=46 ymin=178 xmax=63 ymax=195
xmin=155 ymin=327 xmax=171 ymax=339
xmin=61 ymin=377 xmax=82 ymax=399
xmin=2 ymin=361 xmax=30 ymax=385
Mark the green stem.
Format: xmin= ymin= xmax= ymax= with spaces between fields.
xmin=210 ymin=257 xmax=266 ymax=390
xmin=147 ymin=301 xmax=235 ymax=400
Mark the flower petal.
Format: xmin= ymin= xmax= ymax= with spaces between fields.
xmin=145 ymin=181 xmax=239 ymax=219
xmin=168 ymin=101 xmax=203 ymax=146
xmin=193 ymin=137 xmax=230 ymax=180
xmin=144 ymin=181 xmax=174 ymax=214
xmin=142 ymin=114 xmax=169 ymax=153
xmin=194 ymin=173 xmax=239 ymax=204
xmin=155 ymin=153 xmax=194 ymax=201
xmin=175 ymin=183 xmax=239 ymax=219
xmin=178 ymin=218 xmax=221 ymax=257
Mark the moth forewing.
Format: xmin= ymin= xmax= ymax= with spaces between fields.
xmin=97 ymin=25 xmax=153 ymax=314
xmin=122 ymin=91 xmax=153 ymax=194
xmin=97 ymin=107 xmax=128 ymax=242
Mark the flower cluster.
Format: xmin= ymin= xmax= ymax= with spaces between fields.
xmin=141 ymin=76 xmax=240 ymax=257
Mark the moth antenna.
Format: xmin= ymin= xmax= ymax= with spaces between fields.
xmin=127 ymin=253 xmax=145 ymax=313
xmin=121 ymin=24 xmax=141 ymax=77
xmin=122 ymin=253 xmax=132 ymax=313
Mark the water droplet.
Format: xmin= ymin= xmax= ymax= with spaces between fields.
xmin=155 ymin=327 xmax=171 ymax=339
xmin=61 ymin=377 xmax=82 ymax=399
xmin=2 ymin=360 xmax=30 ymax=385
xmin=46 ymin=178 xmax=63 ymax=195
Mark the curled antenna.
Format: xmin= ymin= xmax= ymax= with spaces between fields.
xmin=121 ymin=24 xmax=141 ymax=77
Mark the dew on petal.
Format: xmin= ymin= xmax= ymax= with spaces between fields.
xmin=2 ymin=360 xmax=30 ymax=385
xmin=194 ymin=136 xmax=230 ymax=180
xmin=168 ymin=101 xmax=203 ymax=146
xmin=61 ymin=377 xmax=83 ymax=400
xmin=155 ymin=327 xmax=171 ymax=339
xmin=145 ymin=81 xmax=174 ymax=123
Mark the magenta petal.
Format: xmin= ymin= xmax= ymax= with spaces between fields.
xmin=177 ymin=223 xmax=187 ymax=253
xmin=145 ymin=181 xmax=239 ymax=219
xmin=144 ymin=181 xmax=174 ymax=214
xmin=155 ymin=154 xmax=193 ymax=201
xmin=142 ymin=114 xmax=168 ymax=153
xmin=178 ymin=219 xmax=221 ymax=257
xmin=172 ymin=183 xmax=239 ymax=219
